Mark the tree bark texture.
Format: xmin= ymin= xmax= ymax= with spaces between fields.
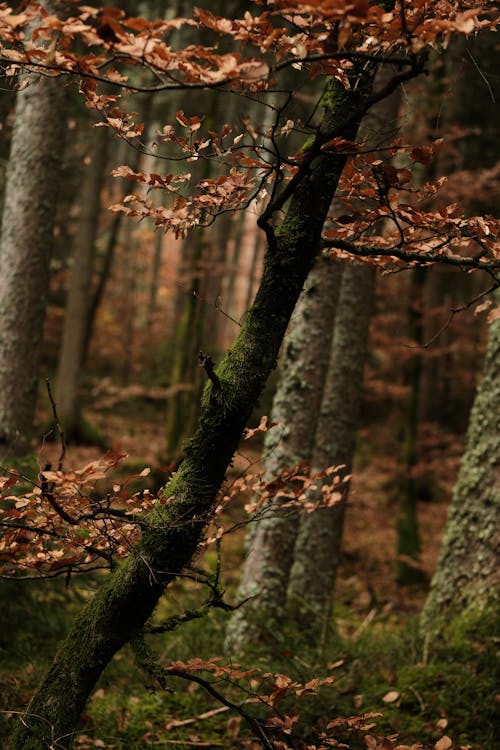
xmin=225 ymin=256 xmax=342 ymax=652
xmin=286 ymin=67 xmax=402 ymax=625
xmin=55 ymin=125 xmax=109 ymax=437
xmin=0 ymin=72 xmax=65 ymax=457
xmin=228 ymin=68 xmax=400 ymax=650
xmin=421 ymin=292 xmax=500 ymax=632
xmin=11 ymin=73 xmax=374 ymax=748
xmin=287 ymin=264 xmax=375 ymax=632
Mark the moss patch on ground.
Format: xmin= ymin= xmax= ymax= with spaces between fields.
xmin=2 ymin=585 xmax=497 ymax=749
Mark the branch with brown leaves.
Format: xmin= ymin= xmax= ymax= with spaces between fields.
xmin=323 ymin=236 xmax=500 ymax=274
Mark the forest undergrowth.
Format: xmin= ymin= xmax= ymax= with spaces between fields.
xmin=1 ymin=382 xmax=497 ymax=750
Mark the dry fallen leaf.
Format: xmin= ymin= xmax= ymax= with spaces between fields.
xmin=435 ymin=737 xmax=452 ymax=750
xmin=382 ymin=690 xmax=400 ymax=704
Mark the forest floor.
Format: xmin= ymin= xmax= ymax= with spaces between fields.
xmin=4 ymin=384 xmax=494 ymax=750
xmin=34 ymin=379 xmax=457 ymax=622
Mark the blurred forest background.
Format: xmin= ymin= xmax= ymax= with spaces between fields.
xmin=0 ymin=2 xmax=499 ymax=749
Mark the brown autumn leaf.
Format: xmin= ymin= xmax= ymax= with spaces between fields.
xmin=244 ymin=415 xmax=277 ymax=440
xmin=410 ymin=145 xmax=435 ymax=164
xmin=382 ymin=690 xmax=400 ymax=703
xmin=435 ymin=737 xmax=452 ymax=750
xmin=474 ymin=299 xmax=492 ymax=315
xmin=487 ymin=306 xmax=500 ymax=324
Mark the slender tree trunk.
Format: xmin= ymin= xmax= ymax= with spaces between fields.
xmin=287 ymin=264 xmax=375 ymax=635
xmin=421 ymin=291 xmax=500 ymax=632
xmin=226 ymin=256 xmax=342 ymax=651
xmin=165 ymin=227 xmax=207 ymax=457
xmin=395 ymin=268 xmax=427 ymax=584
xmin=120 ymin=226 xmax=139 ymax=385
xmin=0 ymin=69 xmax=65 ymax=457
xmin=10 ymin=73 xmax=374 ymax=749
xmin=82 ymin=209 xmax=120 ymax=365
xmin=222 ymin=209 xmax=247 ymax=334
xmin=242 ymin=225 xmax=265 ymax=318
xmin=418 ymin=268 xmax=447 ymax=424
xmin=82 ymin=98 xmax=154 ymax=365
xmin=146 ymin=230 xmax=164 ymax=328
xmin=55 ymin=126 xmax=109 ymax=438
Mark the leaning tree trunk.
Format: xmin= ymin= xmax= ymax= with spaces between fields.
xmin=10 ymin=73 xmax=375 ymax=749
xmin=225 ymin=256 xmax=342 ymax=652
xmin=421 ymin=292 xmax=500 ymax=633
xmin=0 ymin=64 xmax=65 ymax=457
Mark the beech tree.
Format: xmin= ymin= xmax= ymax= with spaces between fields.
xmin=0 ymin=0 xmax=66 ymax=458
xmin=421 ymin=30 xmax=500 ymax=630
xmin=421 ymin=291 xmax=500 ymax=631
xmin=226 ymin=255 xmax=342 ymax=650
xmin=228 ymin=72 xmax=401 ymax=651
xmin=0 ymin=2 xmax=498 ymax=748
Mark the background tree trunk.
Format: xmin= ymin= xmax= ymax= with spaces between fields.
xmin=55 ymin=125 xmax=109 ymax=439
xmin=395 ymin=268 xmax=427 ymax=584
xmin=421 ymin=292 xmax=500 ymax=632
xmin=225 ymin=257 xmax=342 ymax=652
xmin=228 ymin=68 xmax=400 ymax=651
xmin=287 ymin=264 xmax=375 ymax=638
xmin=0 ymin=69 xmax=65 ymax=457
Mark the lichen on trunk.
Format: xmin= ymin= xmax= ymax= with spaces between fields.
xmin=421 ymin=290 xmax=500 ymax=634
xmin=225 ymin=257 xmax=343 ymax=651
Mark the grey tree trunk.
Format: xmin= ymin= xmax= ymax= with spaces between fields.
xmin=0 ymin=70 xmax=65 ymax=457
xmin=225 ymin=256 xmax=342 ymax=651
xmin=55 ymin=125 xmax=109 ymax=438
xmin=421 ymin=292 xmax=500 ymax=632
xmin=228 ymin=69 xmax=400 ymax=651
xmin=287 ymin=264 xmax=375 ymax=635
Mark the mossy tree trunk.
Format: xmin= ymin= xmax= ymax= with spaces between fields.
xmin=421 ymin=291 xmax=500 ymax=633
xmin=10 ymin=72 xmax=375 ymax=749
